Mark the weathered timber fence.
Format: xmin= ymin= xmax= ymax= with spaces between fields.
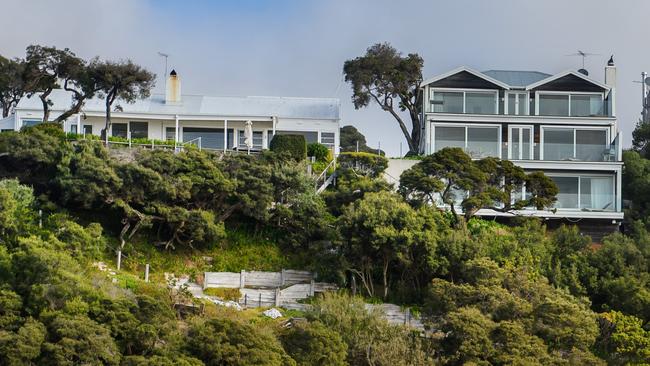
xmin=203 ymin=269 xmax=314 ymax=289
xmin=203 ymin=269 xmax=337 ymax=308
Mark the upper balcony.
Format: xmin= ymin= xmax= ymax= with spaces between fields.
xmin=422 ymin=67 xmax=614 ymax=118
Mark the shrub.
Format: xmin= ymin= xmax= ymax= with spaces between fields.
xmin=270 ymin=135 xmax=307 ymax=161
xmin=203 ymin=287 xmax=241 ymax=301
xmin=22 ymin=122 xmax=65 ymax=139
xmin=307 ymin=143 xmax=330 ymax=162
xmin=338 ymin=152 xmax=388 ymax=177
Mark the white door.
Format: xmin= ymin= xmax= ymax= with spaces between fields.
xmin=509 ymin=126 xmax=533 ymax=160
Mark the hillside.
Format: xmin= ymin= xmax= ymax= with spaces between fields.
xmin=1 ymin=124 xmax=649 ymax=365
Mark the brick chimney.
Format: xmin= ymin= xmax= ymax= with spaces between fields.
xmin=165 ymin=69 xmax=181 ymax=104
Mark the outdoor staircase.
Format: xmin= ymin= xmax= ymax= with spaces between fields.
xmin=314 ymin=158 xmax=337 ymax=194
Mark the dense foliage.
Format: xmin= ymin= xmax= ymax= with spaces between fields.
xmin=1 ymin=121 xmax=650 ymax=364
xmin=269 ymin=134 xmax=307 ymax=161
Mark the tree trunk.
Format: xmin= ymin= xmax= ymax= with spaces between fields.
xmin=53 ymin=95 xmax=84 ymax=124
xmin=2 ymin=104 xmax=9 ymax=118
xmin=102 ymin=88 xmax=117 ymax=143
xmin=39 ymin=90 xmax=52 ymax=123
xmin=382 ymin=258 xmax=389 ymax=299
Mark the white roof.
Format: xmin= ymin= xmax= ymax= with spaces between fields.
xmin=0 ymin=114 xmax=15 ymax=130
xmin=15 ymin=89 xmax=340 ymax=120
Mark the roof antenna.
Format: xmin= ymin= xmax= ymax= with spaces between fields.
xmin=565 ymin=50 xmax=601 ymax=75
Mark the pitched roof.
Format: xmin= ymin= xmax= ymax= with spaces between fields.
xmin=15 ymin=89 xmax=341 ymax=120
xmin=482 ymin=70 xmax=551 ymax=88
xmin=525 ymin=70 xmax=611 ymax=94
xmin=422 ymin=66 xmax=511 ymax=89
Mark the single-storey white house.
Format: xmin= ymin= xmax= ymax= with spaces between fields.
xmin=1 ymin=70 xmax=340 ymax=152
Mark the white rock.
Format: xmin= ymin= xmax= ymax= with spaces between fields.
xmin=263 ymin=308 xmax=282 ymax=319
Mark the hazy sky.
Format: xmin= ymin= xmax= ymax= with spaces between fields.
xmin=2 ymin=0 xmax=648 ymax=155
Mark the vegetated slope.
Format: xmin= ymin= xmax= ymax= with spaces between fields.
xmin=1 ymin=124 xmax=650 ymax=364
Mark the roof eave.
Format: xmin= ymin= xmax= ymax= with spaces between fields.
xmin=525 ymin=70 xmax=611 ymax=96
xmin=421 ymin=66 xmax=511 ymax=90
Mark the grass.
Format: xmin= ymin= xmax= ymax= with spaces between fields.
xmin=110 ymin=227 xmax=309 ymax=284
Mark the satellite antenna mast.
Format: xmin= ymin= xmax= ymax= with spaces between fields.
xmin=634 ymin=72 xmax=650 ymax=122
xmin=158 ymin=52 xmax=169 ymax=92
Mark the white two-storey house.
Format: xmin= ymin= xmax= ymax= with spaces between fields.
xmin=420 ymin=61 xmax=622 ymax=233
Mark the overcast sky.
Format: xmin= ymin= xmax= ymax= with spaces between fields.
xmin=2 ymin=0 xmax=648 ymax=155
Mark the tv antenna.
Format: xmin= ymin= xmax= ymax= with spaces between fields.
xmin=565 ymin=50 xmax=601 ymax=70
xmin=158 ymin=51 xmax=169 ymax=91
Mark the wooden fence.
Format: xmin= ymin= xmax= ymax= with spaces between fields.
xmin=203 ymin=269 xmax=314 ymax=289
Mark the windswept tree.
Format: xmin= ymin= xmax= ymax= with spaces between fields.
xmin=344 ymin=43 xmax=423 ymax=155
xmin=23 ymin=45 xmax=85 ymax=123
xmin=93 ymin=60 xmax=155 ymax=140
xmin=399 ymin=147 xmax=557 ymax=223
xmin=51 ymin=57 xmax=103 ymax=124
xmin=0 ymin=56 xmax=26 ymax=118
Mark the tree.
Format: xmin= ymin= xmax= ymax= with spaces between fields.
xmin=338 ymin=191 xmax=438 ymax=299
xmin=339 ymin=125 xmax=382 ymax=154
xmin=23 ymin=45 xmax=85 ymax=123
xmin=51 ymin=57 xmax=103 ymax=124
xmin=185 ymin=317 xmax=296 ymax=366
xmin=400 ymin=148 xmax=557 ymax=222
xmin=280 ymin=321 xmax=347 ymax=366
xmin=93 ymin=60 xmax=155 ymax=140
xmin=632 ymin=118 xmax=650 ymax=158
xmin=0 ymin=55 xmax=26 ymax=118
xmin=344 ymin=43 xmax=423 ymax=154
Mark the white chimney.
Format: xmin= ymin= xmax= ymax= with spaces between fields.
xmin=605 ymin=56 xmax=616 ymax=116
xmin=165 ymin=69 xmax=181 ymax=104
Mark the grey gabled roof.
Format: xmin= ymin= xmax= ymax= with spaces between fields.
xmin=15 ymin=89 xmax=340 ymax=120
xmin=482 ymin=70 xmax=552 ymax=88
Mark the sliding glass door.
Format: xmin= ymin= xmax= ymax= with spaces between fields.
xmin=550 ymin=175 xmax=615 ymax=211
xmin=433 ymin=124 xmax=500 ymax=158
xmin=542 ymin=127 xmax=608 ymax=161
xmin=508 ymin=126 xmax=532 ymax=160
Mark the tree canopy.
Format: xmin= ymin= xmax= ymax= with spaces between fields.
xmin=343 ymin=43 xmax=423 ymax=155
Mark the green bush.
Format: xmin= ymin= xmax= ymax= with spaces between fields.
xmin=23 ymin=122 xmax=65 ymax=139
xmin=307 ymin=143 xmax=330 ymax=162
xmin=338 ymin=152 xmax=388 ymax=177
xmin=270 ymin=135 xmax=307 ymax=161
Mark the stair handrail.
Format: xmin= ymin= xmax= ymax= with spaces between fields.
xmin=314 ymin=157 xmax=337 ymax=189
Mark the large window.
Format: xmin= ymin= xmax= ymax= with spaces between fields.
xmin=21 ymin=119 xmax=41 ymax=128
xmin=433 ymin=124 xmax=500 ymax=158
xmin=129 ymin=121 xmax=148 ymax=139
xmin=430 ymin=90 xmax=497 ymax=114
xmin=320 ymin=132 xmax=335 ymax=148
xmin=238 ymin=130 xmax=263 ymax=150
xmin=538 ymin=93 xmax=604 ymax=117
xmin=506 ymin=92 xmax=529 ymax=115
xmin=550 ymin=175 xmax=614 ymax=211
xmin=509 ymin=126 xmax=532 ymax=160
xmin=183 ymin=127 xmax=233 ymax=150
xmin=112 ymin=123 xmax=128 ymax=138
xmin=542 ymin=127 xmax=608 ymax=161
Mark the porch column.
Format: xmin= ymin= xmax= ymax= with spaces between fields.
xmin=272 ymin=116 xmax=276 ymax=135
xmin=224 ymin=119 xmax=228 ymax=152
xmin=616 ymin=168 xmax=622 ymax=212
xmin=76 ymin=114 xmax=81 ymax=135
xmin=174 ymin=114 xmax=179 ymax=146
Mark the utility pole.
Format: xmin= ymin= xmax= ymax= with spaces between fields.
xmin=643 ymin=72 xmax=649 ymax=123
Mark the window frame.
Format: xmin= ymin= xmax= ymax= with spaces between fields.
xmin=540 ymin=125 xmax=610 ymax=161
xmin=504 ymin=91 xmax=530 ymax=115
xmin=237 ymin=129 xmax=264 ymax=150
xmin=431 ymin=122 xmax=502 ymax=159
xmin=429 ymin=88 xmax=499 ymax=114
xmin=507 ymin=125 xmax=534 ymax=160
xmin=544 ymin=173 xmax=616 ymax=211
xmin=534 ymin=91 xmax=605 ymax=117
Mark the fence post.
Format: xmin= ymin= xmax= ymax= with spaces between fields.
xmin=275 ymin=288 xmax=280 ymax=307
xmin=144 ymin=264 xmax=149 ymax=282
xmin=258 ymin=293 xmax=262 ymax=308
xmin=404 ymin=308 xmax=410 ymax=326
xmin=151 ymin=140 xmax=154 ymax=149
xmin=280 ymin=269 xmax=285 ymax=286
xmin=240 ymin=270 xmax=245 ymax=288
xmin=309 ymin=279 xmax=315 ymax=297
xmin=244 ymin=294 xmax=248 ymax=307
